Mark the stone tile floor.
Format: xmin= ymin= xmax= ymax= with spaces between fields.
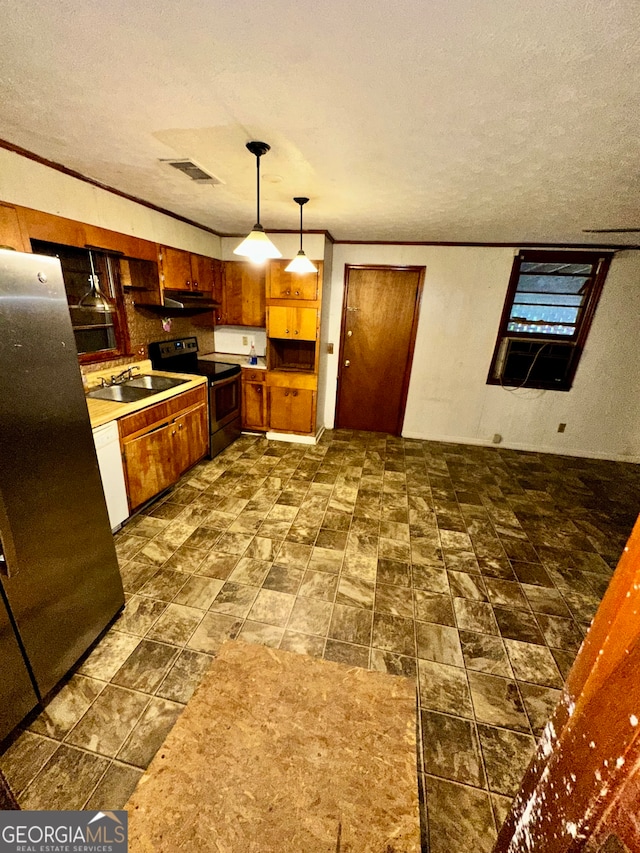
xmin=1 ymin=430 xmax=638 ymax=852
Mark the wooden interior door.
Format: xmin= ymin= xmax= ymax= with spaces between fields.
xmin=336 ymin=265 xmax=424 ymax=435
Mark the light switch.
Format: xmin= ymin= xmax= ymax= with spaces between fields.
xmin=327 ymin=343 xmax=334 ymax=354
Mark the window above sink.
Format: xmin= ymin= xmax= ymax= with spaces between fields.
xmin=31 ymin=239 xmax=129 ymax=363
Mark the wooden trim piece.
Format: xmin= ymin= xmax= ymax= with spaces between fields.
xmin=495 ymin=515 xmax=640 ymax=853
xmin=0 ymin=138 xmax=224 ymax=237
xmin=332 ymin=239 xmax=635 ymax=249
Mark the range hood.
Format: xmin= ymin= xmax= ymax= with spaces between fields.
xmin=134 ymin=289 xmax=220 ymax=316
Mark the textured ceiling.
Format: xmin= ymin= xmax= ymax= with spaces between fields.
xmin=1 ymin=0 xmax=639 ymax=243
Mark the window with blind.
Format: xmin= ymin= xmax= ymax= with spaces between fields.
xmin=487 ymin=250 xmax=612 ymax=391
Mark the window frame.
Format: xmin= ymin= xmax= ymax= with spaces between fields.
xmin=487 ymin=249 xmax=612 ymax=391
xmin=31 ymin=240 xmax=131 ymax=364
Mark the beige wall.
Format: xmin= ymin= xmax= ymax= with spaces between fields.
xmin=0 ymin=148 xmax=222 ymax=257
xmin=324 ymin=245 xmax=640 ymax=462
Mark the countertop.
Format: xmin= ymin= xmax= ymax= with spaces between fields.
xmin=86 ymin=370 xmax=207 ymax=429
xmin=200 ymin=352 xmax=267 ymax=370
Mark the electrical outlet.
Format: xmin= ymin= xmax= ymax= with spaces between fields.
xmin=492 ymin=433 xmax=502 ymax=444
xmin=558 ymin=423 xmax=567 ymax=433
xmin=242 ymin=336 xmax=248 ymax=347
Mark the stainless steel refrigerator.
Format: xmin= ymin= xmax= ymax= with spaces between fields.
xmin=0 ymin=249 xmax=124 ymax=742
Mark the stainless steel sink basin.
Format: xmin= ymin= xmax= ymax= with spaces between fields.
xmin=87 ymin=385 xmax=158 ymax=403
xmin=124 ymin=374 xmax=189 ymax=392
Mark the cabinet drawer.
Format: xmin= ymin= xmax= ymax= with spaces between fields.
xmin=242 ymin=368 xmax=266 ymax=383
xmin=118 ymin=384 xmax=207 ymax=439
xmin=266 ymin=371 xmax=317 ymax=391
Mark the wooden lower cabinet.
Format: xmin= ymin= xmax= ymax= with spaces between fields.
xmin=119 ymin=386 xmax=209 ymax=511
xmin=268 ymin=387 xmax=315 ymax=434
xmin=174 ymin=402 xmax=209 ymax=472
xmin=266 ymin=373 xmax=317 ymax=435
xmin=242 ymin=381 xmax=267 ymax=431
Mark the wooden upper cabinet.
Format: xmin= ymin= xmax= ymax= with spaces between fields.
xmin=0 ymin=204 xmax=30 ymax=252
xmin=159 ymin=247 xmax=221 ymax=293
xmin=191 ymin=253 xmax=217 ymax=292
xmin=222 ymin=261 xmax=266 ymax=327
xmin=267 ymin=259 xmax=321 ymax=301
xmin=268 ymin=306 xmax=318 ymax=341
xmin=159 ymin=246 xmax=194 ymax=291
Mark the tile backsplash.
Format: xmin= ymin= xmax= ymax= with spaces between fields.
xmin=214 ymin=325 xmax=266 ymax=356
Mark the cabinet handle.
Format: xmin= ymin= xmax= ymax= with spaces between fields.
xmin=178 ymin=423 xmax=183 ymax=430
xmin=172 ymin=430 xmax=177 ymax=435
xmin=257 ymin=386 xmax=262 ymax=394
xmin=293 ymin=390 xmax=298 ymax=397
xmin=284 ymin=390 xmax=289 ymax=397
xmin=294 ymin=330 xmax=299 ymax=335
xmin=286 ymin=289 xmax=291 ymax=295
xmin=285 ymin=329 xmax=289 ymax=334
xmin=193 ymin=281 xmax=199 ymax=290
xmin=186 ymin=280 xmax=191 ymax=289
xmin=295 ymin=290 xmax=300 ymax=296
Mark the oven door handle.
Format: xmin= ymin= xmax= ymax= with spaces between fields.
xmin=210 ymin=372 xmax=241 ymax=388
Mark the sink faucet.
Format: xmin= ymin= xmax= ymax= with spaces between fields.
xmin=107 ymin=365 xmax=142 ymax=386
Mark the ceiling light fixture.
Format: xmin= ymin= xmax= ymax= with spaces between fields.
xmin=285 ymin=197 xmax=317 ymax=274
xmin=78 ymin=250 xmax=112 ymax=313
xmin=233 ymin=141 xmax=282 ymax=264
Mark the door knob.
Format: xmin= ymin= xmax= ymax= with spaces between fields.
xmin=344 ymin=359 xmax=351 ymax=367
xmin=347 ymin=330 xmax=353 ymax=337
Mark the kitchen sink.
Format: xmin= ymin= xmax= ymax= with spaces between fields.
xmin=87 ymin=385 xmax=158 ymax=403
xmin=124 ymin=374 xmax=189 ymax=392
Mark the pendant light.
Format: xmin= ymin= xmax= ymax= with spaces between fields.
xmin=233 ymin=141 xmax=282 ymax=264
xmin=285 ymin=197 xmax=318 ymax=274
xmin=78 ymin=250 xmax=112 ymax=313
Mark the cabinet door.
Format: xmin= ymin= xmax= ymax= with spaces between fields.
xmin=223 ymin=262 xmax=266 ymax=326
xmin=267 ymin=260 xmax=319 ymax=301
xmin=123 ymin=422 xmax=177 ymax=510
xmin=292 ymin=307 xmax=318 ymax=341
xmin=161 ymin=246 xmax=193 ymax=291
xmin=190 ymin=254 xmax=214 ymax=292
xmin=0 ymin=204 xmax=29 ymax=252
xmin=243 ymin=382 xmax=266 ymax=430
xmin=268 ymin=306 xmax=291 ymax=339
xmin=268 ymin=387 xmax=315 ymax=434
xmin=174 ymin=403 xmax=209 ymax=473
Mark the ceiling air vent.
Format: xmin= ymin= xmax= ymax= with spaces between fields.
xmin=161 ymin=158 xmax=224 ymax=185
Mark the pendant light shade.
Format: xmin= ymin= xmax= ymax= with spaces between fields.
xmin=234 ymin=141 xmax=282 ymax=264
xmin=285 ymin=197 xmax=317 ymax=274
xmin=78 ymin=251 xmax=112 ymax=313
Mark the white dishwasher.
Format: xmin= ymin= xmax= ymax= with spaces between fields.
xmin=92 ymin=421 xmax=129 ymax=531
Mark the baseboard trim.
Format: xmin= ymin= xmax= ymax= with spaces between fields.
xmin=266 ymin=428 xmax=321 ymax=445
xmin=400 ymin=431 xmax=640 ymax=464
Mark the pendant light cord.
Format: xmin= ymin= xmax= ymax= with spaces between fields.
xmin=299 ymin=203 xmax=304 ymax=251
xmin=255 ymin=153 xmax=261 ymax=227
